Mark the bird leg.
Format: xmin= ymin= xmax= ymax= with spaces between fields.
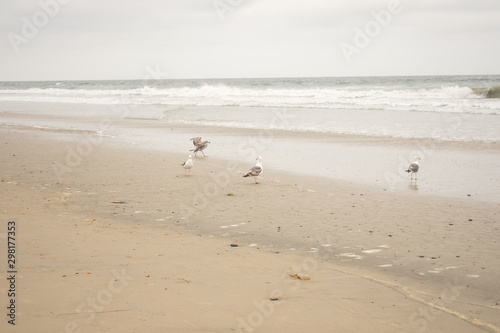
xmin=254 ymin=177 xmax=259 ymax=184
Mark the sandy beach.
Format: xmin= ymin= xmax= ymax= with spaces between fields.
xmin=2 ymin=0 xmax=500 ymax=328
xmin=1 ymin=122 xmax=499 ymax=332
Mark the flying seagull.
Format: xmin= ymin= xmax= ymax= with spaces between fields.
xmin=190 ymin=137 xmax=210 ymax=157
xmin=405 ymin=156 xmax=421 ymax=182
xmin=243 ymin=156 xmax=263 ymax=184
xmin=181 ymin=155 xmax=193 ymax=174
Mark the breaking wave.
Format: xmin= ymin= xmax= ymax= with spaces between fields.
xmin=1 ymin=84 xmax=499 ymax=114
xmin=472 ymin=86 xmax=500 ymax=98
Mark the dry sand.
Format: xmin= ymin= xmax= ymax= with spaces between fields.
xmin=0 ymin=128 xmax=499 ymax=333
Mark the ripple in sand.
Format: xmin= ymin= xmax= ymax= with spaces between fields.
xmin=338 ymin=253 xmax=363 ymax=260
xmin=221 ymin=224 xmax=242 ymax=229
xmin=362 ymin=249 xmax=381 ymax=254
xmin=379 ymin=264 xmax=392 ymax=268
xmin=428 ymin=266 xmax=459 ymax=274
xmin=466 ymin=274 xmax=480 ymax=278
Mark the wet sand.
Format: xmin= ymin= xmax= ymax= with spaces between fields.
xmin=0 ymin=125 xmax=499 ymax=332
xmin=1 ymin=101 xmax=499 ymax=203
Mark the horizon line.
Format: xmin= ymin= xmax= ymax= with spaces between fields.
xmin=2 ymin=73 xmax=500 ymax=83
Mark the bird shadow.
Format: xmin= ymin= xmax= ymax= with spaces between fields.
xmin=242 ymin=180 xmax=262 ymax=186
xmin=408 ymin=183 xmax=419 ymax=190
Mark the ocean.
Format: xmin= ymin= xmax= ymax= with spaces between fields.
xmin=1 ymin=75 xmax=499 ymax=142
xmin=1 ymin=75 xmax=499 ymax=202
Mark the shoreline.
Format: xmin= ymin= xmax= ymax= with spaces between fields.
xmin=1 ymin=127 xmax=499 ymax=332
xmin=2 ymin=101 xmax=499 ymax=203
xmin=1 ymin=100 xmax=499 ymax=143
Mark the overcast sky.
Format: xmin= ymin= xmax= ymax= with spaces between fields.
xmin=1 ymin=0 xmax=499 ymax=81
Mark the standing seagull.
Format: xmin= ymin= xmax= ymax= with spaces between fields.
xmin=243 ymin=156 xmax=263 ymax=184
xmin=190 ymin=137 xmax=210 ymax=157
xmin=405 ymin=156 xmax=421 ymax=182
xmin=181 ymin=155 xmax=193 ymax=174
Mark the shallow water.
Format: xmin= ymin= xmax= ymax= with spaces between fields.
xmin=2 ymin=101 xmax=499 ymax=202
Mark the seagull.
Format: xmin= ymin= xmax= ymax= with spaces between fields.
xmin=405 ymin=156 xmax=421 ymax=182
xmin=181 ymin=155 xmax=193 ymax=174
xmin=243 ymin=156 xmax=263 ymax=184
xmin=190 ymin=138 xmax=210 ymax=157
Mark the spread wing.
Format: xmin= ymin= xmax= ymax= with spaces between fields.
xmin=190 ymin=137 xmax=202 ymax=146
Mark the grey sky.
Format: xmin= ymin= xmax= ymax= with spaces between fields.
xmin=1 ymin=0 xmax=499 ymax=81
